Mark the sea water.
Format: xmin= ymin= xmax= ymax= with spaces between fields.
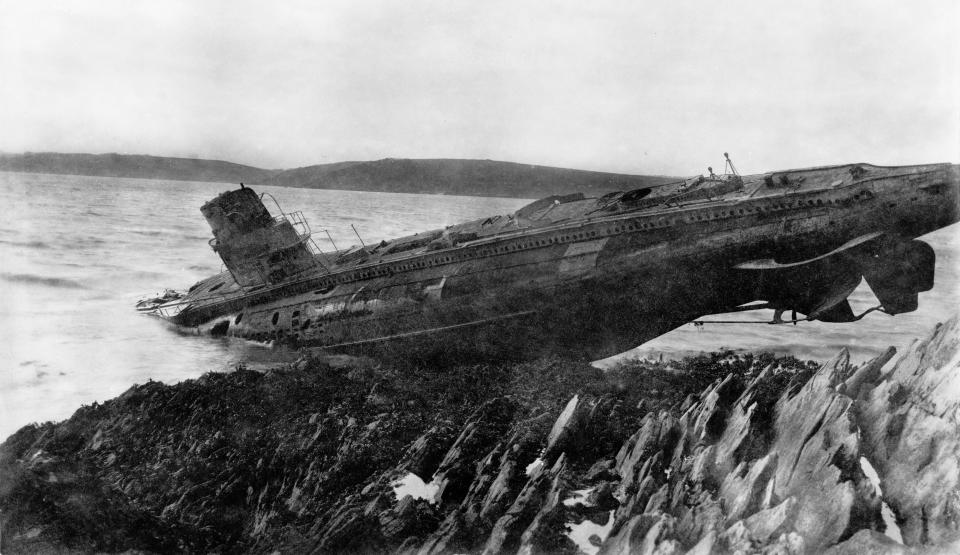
xmin=1 ymin=172 xmax=957 ymax=438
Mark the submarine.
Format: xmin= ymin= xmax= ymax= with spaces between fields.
xmin=138 ymin=156 xmax=960 ymax=361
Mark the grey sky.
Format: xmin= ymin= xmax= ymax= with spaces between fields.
xmin=2 ymin=0 xmax=957 ymax=175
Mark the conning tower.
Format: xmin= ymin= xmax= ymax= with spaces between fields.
xmin=201 ymin=187 xmax=319 ymax=287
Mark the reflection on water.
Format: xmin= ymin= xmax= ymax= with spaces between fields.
xmin=0 ymin=171 xmax=957 ymax=438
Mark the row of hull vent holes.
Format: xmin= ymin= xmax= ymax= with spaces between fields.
xmin=227 ymin=195 xmax=850 ymax=294
xmin=326 ymin=196 xmax=841 ymax=278
xmin=219 ymin=194 xmax=865 ymax=330
xmin=232 ymin=311 xmax=312 ymax=330
xmin=236 ymin=310 xmax=312 ymax=331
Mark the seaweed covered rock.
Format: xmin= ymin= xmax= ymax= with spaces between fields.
xmin=2 ymin=319 xmax=959 ymax=554
xmin=0 ymin=355 xmax=617 ymax=553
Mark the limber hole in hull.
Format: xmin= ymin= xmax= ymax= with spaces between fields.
xmin=210 ymin=320 xmax=230 ymax=336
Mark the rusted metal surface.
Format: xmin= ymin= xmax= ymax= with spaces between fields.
xmin=141 ymin=162 xmax=960 ymax=360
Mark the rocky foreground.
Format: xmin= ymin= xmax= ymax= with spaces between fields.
xmin=1 ymin=319 xmax=959 ymax=554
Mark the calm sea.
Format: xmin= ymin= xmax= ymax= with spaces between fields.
xmin=1 ymin=172 xmax=957 ymax=437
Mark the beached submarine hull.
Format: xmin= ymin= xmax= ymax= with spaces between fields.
xmin=142 ymin=162 xmax=960 ymax=361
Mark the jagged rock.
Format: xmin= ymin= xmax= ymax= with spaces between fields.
xmin=710 ymin=364 xmax=775 ymax=476
xmin=643 ymin=483 xmax=670 ymax=514
xmin=678 ymin=393 xmax=698 ymax=413
xmin=598 ymin=346 xmax=897 ymax=553
xmin=482 ymin=454 xmax=566 ymax=555
xmin=599 ymin=513 xmax=678 ymax=555
xmin=842 ymin=347 xmax=896 ymax=399
xmin=674 ymin=496 xmax=724 ymax=546
xmin=379 ymin=495 xmax=440 ymax=542
xmin=683 ymin=529 xmax=716 ymax=555
xmin=309 ymin=504 xmax=380 ymax=553
xmin=365 ymin=492 xmax=391 ymax=517
xmin=720 ymin=527 xmax=804 ymax=554
xmin=415 ymin=512 xmax=466 ymax=555
xmin=614 ymin=413 xmax=675 ymax=499
xmin=544 ymin=394 xmax=583 ymax=456
xmin=432 ymin=397 xmax=518 ymax=505
xmin=822 ymin=529 xmax=911 ymax=554
xmin=691 ymin=373 xmax=739 ymax=445
xmin=584 ymin=458 xmax=616 ymax=482
xmin=719 ymin=453 xmax=777 ymax=523
xmin=417 ymin=426 xmax=543 ymax=554
xmin=516 ymin=456 xmax=569 ymax=555
xmin=856 ymin=317 xmax=960 ymax=547
xmin=587 ymin=481 xmax=618 ymax=510
xmin=740 ymin=496 xmax=799 ymax=543
xmin=718 ymin=519 xmax=755 ymax=553
xmin=611 ymin=473 xmax=654 ymax=528
xmin=474 ymin=441 xmax=524 ymax=525
xmin=766 ymin=348 xmax=880 ymax=551
xmin=7 ymin=327 xmax=959 ymax=554
xmin=397 ymin=424 xmax=457 ymax=479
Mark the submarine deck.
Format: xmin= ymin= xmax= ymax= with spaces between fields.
xmin=157 ymin=162 xmax=955 ymax=327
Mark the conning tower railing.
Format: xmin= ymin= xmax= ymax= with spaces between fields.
xmin=260 ymin=193 xmax=325 ymax=257
xmin=201 ymin=187 xmax=330 ymax=289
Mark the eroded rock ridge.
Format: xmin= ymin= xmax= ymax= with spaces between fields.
xmin=2 ymin=318 xmax=958 ymax=554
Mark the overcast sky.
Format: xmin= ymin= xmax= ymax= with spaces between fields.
xmin=1 ymin=0 xmax=957 ymax=175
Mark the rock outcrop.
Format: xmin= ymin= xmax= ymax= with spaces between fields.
xmin=2 ymin=318 xmax=958 ymax=554
xmin=856 ymin=319 xmax=960 ymax=549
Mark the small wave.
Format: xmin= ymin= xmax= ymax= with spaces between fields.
xmin=0 ymin=239 xmax=53 ymax=250
xmin=127 ymin=228 xmax=198 ymax=238
xmin=128 ymin=270 xmax=166 ymax=280
xmin=19 ymin=360 xmax=43 ymax=367
xmin=0 ymin=272 xmax=88 ymax=289
xmin=187 ymin=264 xmax=217 ymax=272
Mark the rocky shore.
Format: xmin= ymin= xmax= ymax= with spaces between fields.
xmin=2 ymin=318 xmax=958 ymax=554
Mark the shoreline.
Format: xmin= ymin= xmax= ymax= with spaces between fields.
xmin=0 ymin=153 xmax=678 ymax=200
xmin=3 ymin=317 xmax=958 ymax=552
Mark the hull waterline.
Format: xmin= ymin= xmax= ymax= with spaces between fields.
xmin=140 ymin=161 xmax=960 ymax=361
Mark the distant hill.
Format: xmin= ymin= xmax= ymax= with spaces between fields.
xmin=0 ymin=152 xmax=278 ymax=184
xmin=265 ymin=158 xmax=677 ymax=198
xmin=0 ymin=152 xmax=678 ymax=198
